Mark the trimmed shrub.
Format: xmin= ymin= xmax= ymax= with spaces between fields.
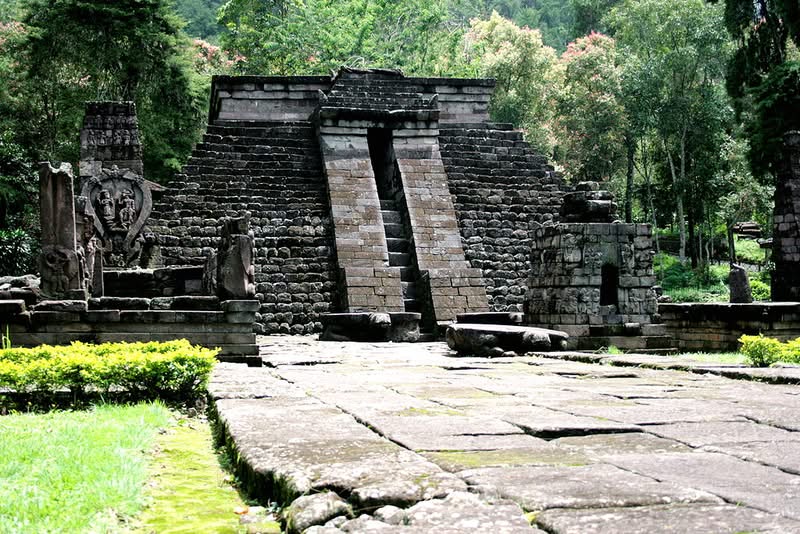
xmin=739 ymin=335 xmax=788 ymax=367
xmin=750 ymin=279 xmax=771 ymax=301
xmin=0 ymin=340 xmax=217 ymax=400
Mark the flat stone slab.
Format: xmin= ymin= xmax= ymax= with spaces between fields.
xmin=536 ymin=503 xmax=800 ymax=534
xmin=460 ymin=464 xmax=719 ymax=511
xmin=0 ymin=299 xmax=26 ymax=314
xmin=455 ymin=312 xmax=524 ymax=325
xmin=607 ymin=452 xmax=800 ymax=520
xmin=446 ymin=324 xmax=568 ymax=356
xmin=212 ymin=335 xmax=800 ymax=533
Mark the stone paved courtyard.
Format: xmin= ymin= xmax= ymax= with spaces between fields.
xmin=209 ymin=336 xmax=800 ymax=533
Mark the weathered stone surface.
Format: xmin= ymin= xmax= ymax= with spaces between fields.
xmin=536 ymin=503 xmax=800 ymax=534
xmin=320 ymin=312 xmax=421 ymax=343
xmin=456 ymin=312 xmax=524 ymax=325
xmin=213 ymin=214 xmax=256 ymax=300
xmin=551 ymin=433 xmax=691 ymax=459
xmin=88 ymin=297 xmax=151 ymax=310
xmin=729 ymin=263 xmax=753 ymax=303
xmin=0 ymin=299 xmax=26 ymax=314
xmin=33 ymin=300 xmax=88 ymax=313
xmin=39 ymin=162 xmax=85 ymax=299
xmin=402 ymin=492 xmax=538 ymax=533
xmin=493 ymin=405 xmax=642 ymax=439
xmin=607 ymin=452 xmax=800 ymax=519
xmin=446 ymin=324 xmax=568 ymax=356
xmin=703 ymin=440 xmax=800 ymax=475
xmin=460 ymin=464 xmax=719 ymax=511
xmin=644 ymin=420 xmax=799 ymax=448
xmin=423 ymin=446 xmax=589 ymax=472
xmin=285 ymin=492 xmax=352 ymax=534
xmin=208 ymin=363 xmax=303 ymax=400
xmin=772 ymin=131 xmax=800 ymax=301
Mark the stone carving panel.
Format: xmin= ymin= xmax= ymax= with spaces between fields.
xmin=80 ymin=165 xmax=154 ymax=268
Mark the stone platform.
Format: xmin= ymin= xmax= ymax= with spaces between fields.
xmin=209 ymin=335 xmax=800 ymax=533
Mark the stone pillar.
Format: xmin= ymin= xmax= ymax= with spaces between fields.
xmin=319 ymin=124 xmax=404 ymax=312
xmin=210 ymin=213 xmax=256 ymax=300
xmin=79 ymin=101 xmax=144 ymax=182
xmin=772 ymin=131 xmax=800 ymax=301
xmin=39 ymin=162 xmax=86 ymax=299
xmin=394 ymin=129 xmax=488 ymax=321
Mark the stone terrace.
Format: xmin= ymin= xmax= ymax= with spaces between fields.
xmin=210 ymin=336 xmax=800 ymax=533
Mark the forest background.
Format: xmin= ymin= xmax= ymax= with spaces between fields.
xmin=0 ymin=0 xmax=798 ymax=300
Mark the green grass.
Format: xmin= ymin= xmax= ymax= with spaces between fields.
xmin=0 ymin=402 xmax=170 ymax=533
xmin=134 ymin=418 xmax=280 ymax=534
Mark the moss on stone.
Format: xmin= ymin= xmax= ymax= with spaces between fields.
xmin=424 ymin=449 xmax=589 ymax=471
xmin=395 ymin=407 xmax=464 ymax=417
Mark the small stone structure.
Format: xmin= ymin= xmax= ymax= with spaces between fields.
xmin=772 ymin=131 xmax=800 ymax=301
xmin=525 ymin=183 xmax=670 ymax=351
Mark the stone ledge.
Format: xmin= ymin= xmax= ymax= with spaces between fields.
xmin=446 ymin=323 xmax=568 ymax=357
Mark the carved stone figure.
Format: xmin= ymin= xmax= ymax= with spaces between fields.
xmin=80 ymin=165 xmax=154 ymax=268
xmin=215 ymin=212 xmax=256 ymax=300
xmin=38 ymin=162 xmax=85 ymax=298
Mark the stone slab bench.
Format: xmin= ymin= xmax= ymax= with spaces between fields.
xmin=446 ymin=323 xmax=568 ymax=357
xmin=320 ymin=312 xmax=421 ymax=342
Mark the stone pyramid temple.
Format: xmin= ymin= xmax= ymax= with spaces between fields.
xmin=150 ymin=67 xmax=566 ymax=335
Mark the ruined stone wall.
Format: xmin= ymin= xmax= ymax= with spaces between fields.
xmin=80 ymin=101 xmax=144 ymax=180
xmin=660 ymin=302 xmax=800 ymax=352
xmin=772 ymin=131 xmax=800 ymax=301
xmin=150 ymin=121 xmax=339 ymax=335
xmin=439 ymin=125 xmax=565 ymax=312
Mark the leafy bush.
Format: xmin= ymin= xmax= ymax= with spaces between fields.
xmin=739 ymin=335 xmax=796 ymax=367
xmin=750 ymin=279 xmax=771 ymax=301
xmin=0 ymin=228 xmax=35 ymax=275
xmin=0 ymin=340 xmax=217 ymax=400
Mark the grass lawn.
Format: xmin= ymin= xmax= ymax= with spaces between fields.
xmin=0 ymin=402 xmax=170 ymax=533
xmin=674 ymin=352 xmax=748 ymax=365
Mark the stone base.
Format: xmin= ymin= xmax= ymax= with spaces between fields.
xmin=455 ymin=312 xmax=524 ymax=326
xmin=445 ymin=323 xmax=568 ymax=357
xmin=320 ymin=312 xmax=421 ymax=342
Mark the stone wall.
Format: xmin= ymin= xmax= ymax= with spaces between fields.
xmin=660 ymin=302 xmax=800 ymax=352
xmin=439 ymin=125 xmax=565 ymax=311
xmin=79 ymin=101 xmax=144 ymax=180
xmin=0 ymin=297 xmax=260 ymax=363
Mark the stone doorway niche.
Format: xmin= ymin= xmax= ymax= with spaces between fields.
xmin=600 ymin=263 xmax=619 ymax=309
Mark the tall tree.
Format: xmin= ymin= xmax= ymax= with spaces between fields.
xmin=608 ymin=0 xmax=730 ymax=263
xmin=17 ymin=0 xmax=208 ymax=181
xmin=555 ymin=31 xmax=627 ymax=183
xmin=460 ymin=11 xmax=560 ymax=153
xmin=718 ymin=0 xmax=800 ymax=179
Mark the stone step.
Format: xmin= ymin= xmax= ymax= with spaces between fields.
xmin=384 ymin=223 xmax=405 ymax=239
xmin=386 ymin=237 xmax=409 ymax=253
xmin=381 ymin=210 xmax=402 ymax=224
xmin=404 ymin=299 xmax=421 ymax=313
xmin=399 ymin=266 xmax=415 ymax=282
xmin=380 ymin=199 xmax=397 ymax=210
xmin=402 ymin=282 xmax=417 ymax=299
xmin=389 ymin=252 xmax=411 ymax=267
xmin=576 ymin=335 xmax=676 ymax=351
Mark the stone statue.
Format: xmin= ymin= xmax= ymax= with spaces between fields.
xmin=214 ymin=212 xmax=256 ymax=300
xmin=118 ymin=189 xmax=136 ymax=229
xmin=39 ymin=162 xmax=85 ymax=299
xmin=98 ymin=189 xmax=116 ymax=226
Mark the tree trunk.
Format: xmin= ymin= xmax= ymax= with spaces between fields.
xmin=665 ymin=142 xmax=686 ymax=262
xmin=688 ymin=208 xmax=697 ymax=269
xmin=625 ymin=134 xmax=635 ymax=223
xmin=640 ymin=139 xmax=660 ymax=253
xmin=727 ymin=223 xmax=737 ymax=265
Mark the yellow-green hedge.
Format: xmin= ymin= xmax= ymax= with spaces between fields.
xmin=739 ymin=335 xmax=800 ymax=367
xmin=0 ymin=340 xmax=217 ymax=399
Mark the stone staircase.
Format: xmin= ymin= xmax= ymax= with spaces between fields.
xmin=438 ymin=124 xmax=566 ymax=312
xmin=149 ymin=120 xmax=339 ymax=335
xmin=380 ymin=198 xmax=420 ymax=314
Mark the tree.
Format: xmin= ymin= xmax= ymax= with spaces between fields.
xmin=608 ymin=0 xmax=730 ymax=263
xmin=460 ymin=11 xmax=560 ymax=153
xmin=571 ymin=0 xmax=621 ymax=35
xmin=174 ymin=0 xmax=225 ymax=40
xmin=219 ymin=0 xmax=455 ymax=76
xmin=555 ymin=31 xmax=627 ymax=184
xmin=719 ymin=0 xmax=800 ymax=179
xmin=17 ymin=0 xmax=209 ymax=181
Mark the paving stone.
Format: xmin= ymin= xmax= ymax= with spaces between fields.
xmin=285 ymin=492 xmax=352 ymax=534
xmin=208 ymin=363 xmax=305 ymax=400
xmin=423 ymin=445 xmax=589 ymax=472
xmin=491 ymin=406 xmax=642 ymax=438
xmin=548 ymin=397 xmax=747 ymax=425
xmin=702 ymin=440 xmax=800 ymax=475
xmin=215 ymin=397 xmax=467 ymax=507
xmin=551 ymin=433 xmax=691 ymax=459
xmin=607 ymin=452 xmax=800 ymax=520
xmin=402 ymin=491 xmax=539 ymax=533
xmin=460 ymin=464 xmax=719 ymax=511
xmin=535 ymin=503 xmax=800 ymax=534
xmin=643 ymin=420 xmax=800 ymax=447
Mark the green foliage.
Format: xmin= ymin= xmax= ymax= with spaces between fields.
xmin=739 ymin=334 xmax=799 ymax=367
xmin=655 ymin=253 xmax=730 ymax=302
xmin=555 ymin=31 xmax=627 ymax=182
xmin=461 ymin=12 xmax=560 ymax=153
xmin=0 ymin=402 xmax=170 ymax=533
xmin=173 ymin=0 xmax=225 ymax=40
xmin=0 ymin=340 xmax=218 ymax=401
xmin=0 ymin=228 xmax=36 ymax=276
xmin=219 ymin=0 xmax=456 ymax=76
xmin=750 ymin=279 xmax=771 ymax=301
